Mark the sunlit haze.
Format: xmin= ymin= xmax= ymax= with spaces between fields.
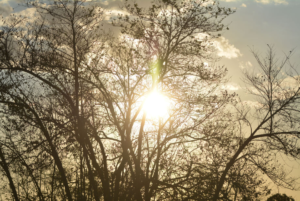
xmin=143 ymin=90 xmax=169 ymax=118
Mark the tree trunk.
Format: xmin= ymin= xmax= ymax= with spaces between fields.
xmin=0 ymin=146 xmax=20 ymax=201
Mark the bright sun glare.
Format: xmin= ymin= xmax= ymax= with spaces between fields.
xmin=143 ymin=90 xmax=169 ymax=118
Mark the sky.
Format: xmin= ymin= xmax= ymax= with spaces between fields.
xmin=219 ymin=0 xmax=300 ymax=94
xmin=217 ymin=1 xmax=300 ymax=199
xmin=0 ymin=0 xmax=300 ymax=199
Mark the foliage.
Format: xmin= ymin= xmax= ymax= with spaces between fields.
xmin=0 ymin=1 xmax=299 ymax=201
xmin=267 ymin=193 xmax=295 ymax=201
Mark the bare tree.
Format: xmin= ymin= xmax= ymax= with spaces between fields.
xmin=2 ymin=1 xmax=298 ymax=201
xmin=267 ymin=193 xmax=295 ymax=201
xmin=0 ymin=0 xmax=237 ymax=200
xmin=213 ymin=46 xmax=300 ymax=200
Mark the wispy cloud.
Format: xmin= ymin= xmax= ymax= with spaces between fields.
xmin=255 ymin=0 xmax=288 ymax=5
xmin=220 ymin=0 xmax=288 ymax=5
xmin=221 ymin=82 xmax=240 ymax=91
xmin=273 ymin=0 xmax=288 ymax=5
xmin=242 ymin=100 xmax=263 ymax=109
xmin=0 ymin=3 xmax=13 ymax=17
xmin=239 ymin=61 xmax=253 ymax=69
xmin=213 ymin=37 xmax=242 ymax=59
xmin=220 ymin=0 xmax=239 ymax=2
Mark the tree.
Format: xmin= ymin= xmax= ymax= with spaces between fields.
xmin=0 ymin=0 xmax=299 ymax=201
xmin=213 ymin=46 xmax=300 ymax=200
xmin=0 ymin=145 xmax=19 ymax=201
xmin=0 ymin=0 xmax=237 ymax=200
xmin=267 ymin=193 xmax=295 ymax=201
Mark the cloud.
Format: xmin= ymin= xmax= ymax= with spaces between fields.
xmin=256 ymin=0 xmax=270 ymax=4
xmin=96 ymin=0 xmax=124 ymax=9
xmin=213 ymin=37 xmax=242 ymax=59
xmin=220 ymin=0 xmax=288 ymax=5
xmin=243 ymin=100 xmax=262 ymax=108
xmin=240 ymin=61 xmax=253 ymax=69
xmin=221 ymin=82 xmax=240 ymax=91
xmin=0 ymin=3 xmax=13 ymax=17
xmin=104 ymin=9 xmax=129 ymax=21
xmin=280 ymin=76 xmax=300 ymax=91
xmin=97 ymin=0 xmax=153 ymax=9
xmin=220 ymin=0 xmax=239 ymax=2
xmin=273 ymin=0 xmax=288 ymax=5
xmin=255 ymin=0 xmax=288 ymax=5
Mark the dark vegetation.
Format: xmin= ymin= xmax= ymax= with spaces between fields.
xmin=267 ymin=193 xmax=295 ymax=201
xmin=0 ymin=0 xmax=299 ymax=200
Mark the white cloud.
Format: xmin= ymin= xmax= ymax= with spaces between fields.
xmin=274 ymin=0 xmax=288 ymax=5
xmin=243 ymin=100 xmax=263 ymax=108
xmin=104 ymin=9 xmax=128 ymax=21
xmin=255 ymin=0 xmax=288 ymax=5
xmin=255 ymin=0 xmax=270 ymax=4
xmin=221 ymin=82 xmax=240 ymax=91
xmin=220 ymin=0 xmax=238 ymax=2
xmin=280 ymin=76 xmax=300 ymax=91
xmin=0 ymin=3 xmax=13 ymax=17
xmin=240 ymin=61 xmax=253 ymax=69
xmin=213 ymin=36 xmax=242 ymax=59
xmin=220 ymin=0 xmax=288 ymax=5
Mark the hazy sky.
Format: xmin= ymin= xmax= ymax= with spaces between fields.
xmin=220 ymin=0 xmax=300 ymax=95
xmin=216 ymin=1 xmax=300 ymax=198
xmin=1 ymin=0 xmax=300 ymax=199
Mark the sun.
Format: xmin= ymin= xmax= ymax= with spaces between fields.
xmin=143 ymin=90 xmax=169 ymax=118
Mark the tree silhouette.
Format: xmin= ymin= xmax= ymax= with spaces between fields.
xmin=267 ymin=193 xmax=295 ymax=201
xmin=0 ymin=1 xmax=299 ymax=201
